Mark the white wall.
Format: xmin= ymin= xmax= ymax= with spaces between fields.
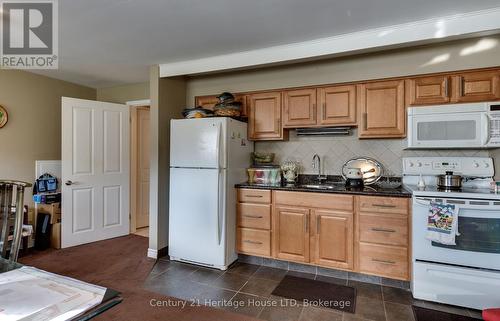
xmin=0 ymin=70 xmax=96 ymax=200
xmin=149 ymin=66 xmax=186 ymax=256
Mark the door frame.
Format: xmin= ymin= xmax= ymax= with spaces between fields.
xmin=128 ymin=99 xmax=151 ymax=234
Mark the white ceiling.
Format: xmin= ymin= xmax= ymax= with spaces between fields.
xmin=35 ymin=0 xmax=500 ymax=88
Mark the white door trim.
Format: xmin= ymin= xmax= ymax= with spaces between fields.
xmin=126 ymin=99 xmax=151 ymax=107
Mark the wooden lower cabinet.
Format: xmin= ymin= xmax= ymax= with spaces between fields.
xmin=358 ymin=243 xmax=409 ymax=280
xmin=237 ymin=228 xmax=271 ymax=257
xmin=312 ymin=210 xmax=353 ymax=270
xmin=236 ymin=189 xmax=410 ymax=281
xmin=274 ymin=206 xmax=310 ymax=262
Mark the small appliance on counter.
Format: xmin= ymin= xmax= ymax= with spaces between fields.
xmin=343 ymin=167 xmax=364 ymax=187
xmin=341 ymin=157 xmax=383 ymax=186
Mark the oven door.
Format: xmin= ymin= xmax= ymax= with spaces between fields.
xmin=412 ymin=196 xmax=500 ymax=271
xmin=408 ymin=112 xmax=488 ymax=148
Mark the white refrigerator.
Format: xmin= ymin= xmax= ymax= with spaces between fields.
xmin=169 ymin=117 xmax=253 ymax=270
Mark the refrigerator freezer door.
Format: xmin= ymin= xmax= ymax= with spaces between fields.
xmin=170 ymin=118 xmax=226 ymax=169
xmin=168 ymin=167 xmax=226 ymax=267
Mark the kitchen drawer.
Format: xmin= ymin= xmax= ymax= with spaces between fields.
xmin=237 ymin=228 xmax=271 ymax=257
xmin=358 ymin=196 xmax=408 ymax=215
xmin=237 ymin=203 xmax=271 ymax=230
xmin=274 ymin=191 xmax=353 ymax=212
xmin=237 ymin=189 xmax=271 ymax=204
xmin=359 ymin=213 xmax=408 ymax=246
xmin=359 ymin=243 xmax=409 ymax=280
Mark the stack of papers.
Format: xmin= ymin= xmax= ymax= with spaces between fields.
xmin=0 ymin=266 xmax=105 ymax=321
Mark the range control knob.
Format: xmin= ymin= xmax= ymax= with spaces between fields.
xmin=484 ymin=162 xmax=490 ymax=168
xmin=408 ymin=161 xmax=414 ymax=167
xmin=416 ymin=162 xmax=423 ymax=167
xmin=473 ymin=162 xmax=480 ymax=168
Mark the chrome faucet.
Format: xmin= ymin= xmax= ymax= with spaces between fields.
xmin=312 ymin=154 xmax=327 ymax=183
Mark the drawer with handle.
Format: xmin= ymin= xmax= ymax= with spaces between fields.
xmin=359 ymin=196 xmax=408 ymax=215
xmin=359 ymin=243 xmax=409 ymax=280
xmin=359 ymin=213 xmax=408 ymax=246
xmin=237 ymin=203 xmax=271 ymax=230
xmin=237 ymin=228 xmax=271 ymax=257
xmin=237 ymin=189 xmax=271 ymax=204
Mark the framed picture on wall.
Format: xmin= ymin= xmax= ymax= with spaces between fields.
xmin=0 ymin=105 xmax=8 ymax=128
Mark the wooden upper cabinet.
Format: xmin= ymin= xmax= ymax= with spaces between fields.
xmin=357 ymin=80 xmax=406 ymax=138
xmin=195 ymin=95 xmax=218 ymax=110
xmin=248 ymin=91 xmax=285 ymax=140
xmin=451 ymin=70 xmax=500 ymax=103
xmin=274 ymin=206 xmax=310 ymax=262
xmin=283 ymin=89 xmax=317 ymax=127
xmin=406 ymin=76 xmax=450 ymax=105
xmin=317 ymin=85 xmax=356 ymax=126
xmin=312 ymin=210 xmax=353 ymax=270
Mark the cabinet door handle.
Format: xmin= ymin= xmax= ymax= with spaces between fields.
xmin=444 ymin=78 xmax=449 ymax=97
xmin=371 ymin=204 xmax=397 ymax=208
xmin=243 ymin=215 xmax=263 ymax=219
xmin=372 ymin=258 xmax=396 ymax=265
xmin=363 ymin=113 xmax=368 ymax=130
xmin=461 ymin=77 xmax=465 ymax=96
xmin=245 ymin=195 xmax=263 ymax=198
xmin=371 ymin=227 xmax=396 ymax=233
xmin=243 ymin=240 xmax=262 ymax=245
xmin=305 ymin=214 xmax=309 ymax=233
xmin=317 ymin=218 xmax=321 ymax=234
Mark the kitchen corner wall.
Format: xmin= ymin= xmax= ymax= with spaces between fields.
xmin=255 ymin=130 xmax=488 ymax=176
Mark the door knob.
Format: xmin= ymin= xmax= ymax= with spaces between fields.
xmin=65 ymin=180 xmax=73 ymax=186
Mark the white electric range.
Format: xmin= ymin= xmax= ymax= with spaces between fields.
xmin=402 ymin=157 xmax=500 ymax=310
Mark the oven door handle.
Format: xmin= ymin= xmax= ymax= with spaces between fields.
xmin=414 ymin=197 xmax=499 ymax=211
xmin=414 ymin=198 xmax=432 ymax=206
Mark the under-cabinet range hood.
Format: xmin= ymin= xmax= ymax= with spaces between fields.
xmin=296 ymin=127 xmax=351 ymax=136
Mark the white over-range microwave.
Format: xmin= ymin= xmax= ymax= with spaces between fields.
xmin=408 ymin=101 xmax=500 ymax=149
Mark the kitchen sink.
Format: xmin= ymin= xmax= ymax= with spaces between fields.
xmin=298 ymin=183 xmax=343 ymax=189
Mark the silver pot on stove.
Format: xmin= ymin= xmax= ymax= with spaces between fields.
xmin=437 ymin=171 xmax=463 ymax=189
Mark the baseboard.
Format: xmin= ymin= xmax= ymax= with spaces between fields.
xmin=147 ymin=248 xmax=158 ymax=259
xmin=147 ymin=246 xmax=168 ymax=259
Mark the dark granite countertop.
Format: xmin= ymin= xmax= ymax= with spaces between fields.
xmin=235 ymin=175 xmax=412 ymax=198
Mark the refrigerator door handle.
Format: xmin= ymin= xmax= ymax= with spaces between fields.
xmin=216 ymin=122 xmax=222 ymax=169
xmin=216 ymin=168 xmax=222 ymax=245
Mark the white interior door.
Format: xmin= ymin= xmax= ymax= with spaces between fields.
xmin=61 ymin=97 xmax=130 ymax=248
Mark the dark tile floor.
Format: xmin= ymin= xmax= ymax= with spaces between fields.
xmin=143 ymin=259 xmax=483 ymax=321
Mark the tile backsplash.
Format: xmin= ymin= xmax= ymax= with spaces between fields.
xmin=255 ymin=129 xmax=489 ymax=176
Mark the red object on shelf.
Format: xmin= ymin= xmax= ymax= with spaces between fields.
xmin=483 ymin=309 xmax=500 ymax=321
